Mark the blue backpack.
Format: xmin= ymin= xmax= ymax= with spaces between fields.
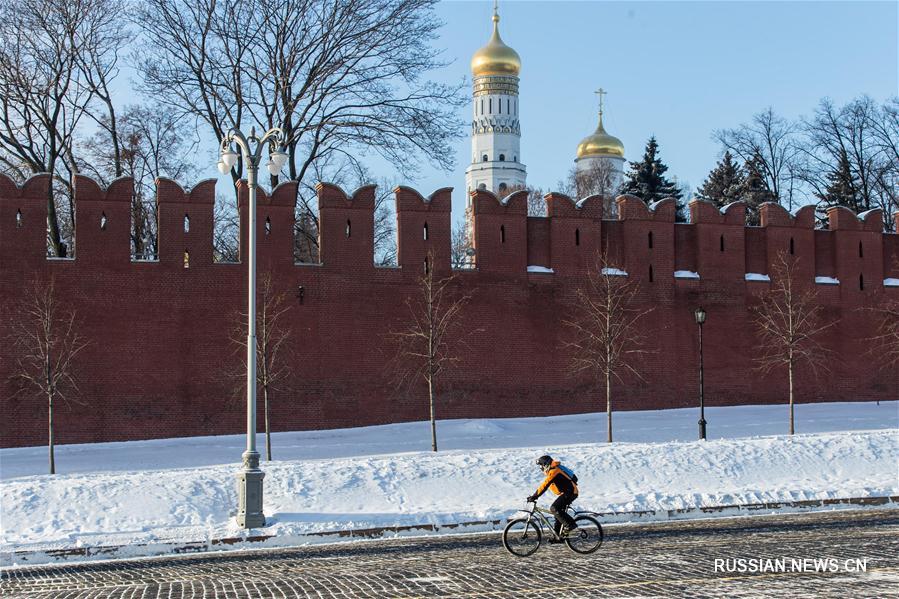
xmin=559 ymin=464 xmax=578 ymax=484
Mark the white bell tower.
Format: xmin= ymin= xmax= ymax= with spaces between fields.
xmin=465 ymin=2 xmax=526 ymax=200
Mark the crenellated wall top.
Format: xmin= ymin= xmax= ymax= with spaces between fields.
xmin=1 ymin=174 xmax=896 ymax=281
xmin=0 ymin=173 xmax=51 ymax=199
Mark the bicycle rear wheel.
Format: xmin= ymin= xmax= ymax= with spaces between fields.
xmin=565 ymin=515 xmax=603 ymax=554
xmin=502 ymin=518 xmax=542 ymax=557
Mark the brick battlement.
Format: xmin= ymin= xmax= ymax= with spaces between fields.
xmin=1 ymin=174 xmax=897 ymax=447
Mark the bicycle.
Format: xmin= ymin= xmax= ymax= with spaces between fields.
xmin=502 ymin=500 xmax=604 ymax=556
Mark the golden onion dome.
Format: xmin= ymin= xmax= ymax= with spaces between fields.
xmin=470 ymin=12 xmax=521 ymax=77
xmin=576 ymin=114 xmax=625 ymax=159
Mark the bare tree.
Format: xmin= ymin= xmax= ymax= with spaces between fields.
xmin=0 ymin=0 xmax=127 ymax=256
xmin=801 ymin=96 xmax=896 ymax=228
xmin=228 ymin=273 xmax=293 ymax=461
xmin=865 ymin=257 xmax=899 ymax=371
xmin=753 ymin=252 xmax=833 ymax=435
xmin=715 ymin=107 xmax=804 ymax=211
xmin=82 ymin=104 xmax=198 ymax=259
xmin=76 ymin=0 xmax=128 ymax=177
xmin=501 ymin=183 xmax=546 ymax=217
xmin=450 ymin=219 xmax=473 ymax=269
xmin=575 ymin=160 xmax=619 ymax=215
xmin=562 ymin=254 xmax=653 ymax=443
xmin=389 ymin=250 xmax=473 ymax=451
xmin=213 ymin=194 xmax=241 ymax=263
xmin=526 ymin=187 xmax=547 ymax=217
xmin=9 ymin=277 xmax=88 ymax=474
xmin=135 ymin=0 xmax=464 ymax=200
xmin=289 ymin=159 xmax=397 ymax=264
xmin=866 ymin=300 xmax=899 ymax=373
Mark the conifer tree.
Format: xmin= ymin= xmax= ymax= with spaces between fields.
xmin=696 ymin=151 xmax=745 ymax=209
xmin=741 ymin=152 xmax=775 ymax=225
xmin=620 ymin=136 xmax=685 ymax=220
xmin=817 ymin=148 xmax=863 ymax=219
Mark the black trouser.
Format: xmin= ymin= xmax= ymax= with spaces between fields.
xmin=550 ymin=493 xmax=577 ymax=534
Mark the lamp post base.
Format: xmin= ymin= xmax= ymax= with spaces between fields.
xmin=236 ymin=450 xmax=265 ymax=528
xmin=699 ymin=419 xmax=707 ymax=441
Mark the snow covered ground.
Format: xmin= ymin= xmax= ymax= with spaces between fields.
xmin=1 ymin=401 xmax=896 ymax=563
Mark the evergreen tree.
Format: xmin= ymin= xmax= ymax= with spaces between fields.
xmin=620 ymin=136 xmax=685 ymax=220
xmin=740 ymin=152 xmax=775 ymax=226
xmin=817 ymin=148 xmax=863 ymax=221
xmin=696 ymin=151 xmax=745 ymax=208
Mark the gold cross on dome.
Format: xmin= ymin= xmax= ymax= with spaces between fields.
xmin=595 ymin=88 xmax=607 ymax=115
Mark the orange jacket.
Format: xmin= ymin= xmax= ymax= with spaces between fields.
xmin=534 ymin=460 xmax=579 ymax=498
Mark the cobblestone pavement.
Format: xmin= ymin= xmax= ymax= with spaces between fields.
xmin=2 ymin=509 xmax=897 ymax=598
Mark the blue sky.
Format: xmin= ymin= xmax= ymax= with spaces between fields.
xmin=403 ymin=0 xmax=897 ymax=217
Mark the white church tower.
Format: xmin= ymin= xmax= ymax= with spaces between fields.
xmin=465 ymin=3 xmax=526 ymax=198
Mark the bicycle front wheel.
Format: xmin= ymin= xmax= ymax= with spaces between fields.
xmin=502 ymin=518 xmax=542 ymax=557
xmin=565 ymin=515 xmax=603 ymax=554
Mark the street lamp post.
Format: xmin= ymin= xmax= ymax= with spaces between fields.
xmin=694 ymin=306 xmax=707 ymax=441
xmin=217 ymin=127 xmax=288 ymax=528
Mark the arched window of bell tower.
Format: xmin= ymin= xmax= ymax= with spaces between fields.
xmin=482 ymin=154 xmax=488 ymax=162
xmin=499 ymin=154 xmax=505 ymax=161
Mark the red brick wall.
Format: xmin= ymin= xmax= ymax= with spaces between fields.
xmin=1 ymin=175 xmax=897 ymax=448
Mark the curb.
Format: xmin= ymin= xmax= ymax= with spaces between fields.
xmin=3 ymin=495 xmax=897 ymax=567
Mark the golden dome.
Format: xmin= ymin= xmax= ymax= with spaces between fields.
xmin=470 ymin=12 xmax=521 ymax=77
xmin=576 ymin=114 xmax=625 ymax=159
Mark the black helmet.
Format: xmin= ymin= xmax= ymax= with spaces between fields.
xmin=536 ymin=455 xmax=553 ymax=469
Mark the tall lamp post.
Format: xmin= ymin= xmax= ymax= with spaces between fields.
xmin=694 ymin=307 xmax=707 ymax=441
xmin=217 ymin=127 xmax=288 ymax=528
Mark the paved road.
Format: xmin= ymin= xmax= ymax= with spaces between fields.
xmin=2 ymin=509 xmax=897 ymax=598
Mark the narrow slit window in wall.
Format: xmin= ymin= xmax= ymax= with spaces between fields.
xmin=575 ymin=228 xmax=580 ymax=246
xmin=346 ymin=219 xmax=351 ymax=238
xmin=500 ymin=224 xmax=505 ymax=243
xmin=859 ymin=274 xmax=864 ymax=291
xmin=790 ymin=237 xmax=794 ymax=255
xmin=265 ymin=216 xmax=271 ymax=236
xmin=183 ymin=250 xmax=190 ymax=268
xmin=720 ymin=235 xmax=725 ymax=252
xmin=498 ymin=99 xmax=501 ymax=114
xmin=100 ymin=212 xmax=107 ymax=230
xmin=649 ymin=265 xmax=654 ymax=282
xmin=489 ymin=98 xmax=492 ymax=113
xmin=184 ymin=214 xmax=190 ymax=233
xmin=507 ymin=98 xmax=510 ymax=113
xmin=859 ymin=241 xmax=863 ymax=258
xmin=648 ymin=231 xmax=653 ymax=249
xmin=481 ymin=99 xmax=484 ymax=114
xmin=423 ymin=222 xmax=429 ymax=240
xmin=16 ymin=209 xmax=22 ymax=228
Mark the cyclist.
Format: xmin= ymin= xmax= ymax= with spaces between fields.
xmin=527 ymin=455 xmax=578 ymax=543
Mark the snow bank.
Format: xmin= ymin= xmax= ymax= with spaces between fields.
xmin=1 ymin=402 xmax=896 ymax=560
xmin=2 ymin=430 xmax=896 ymax=555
